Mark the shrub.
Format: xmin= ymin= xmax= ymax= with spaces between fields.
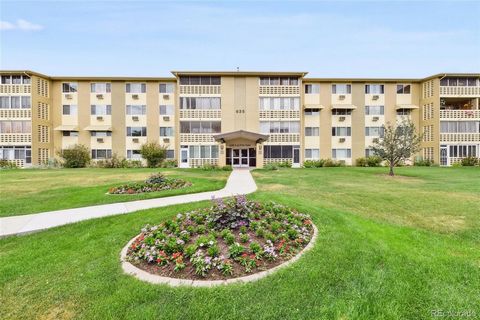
xmin=461 ymin=156 xmax=479 ymax=166
xmin=57 ymin=144 xmax=91 ymax=168
xmin=323 ymin=159 xmax=343 ymax=167
xmin=277 ymin=161 xmax=292 ymax=168
xmin=356 ymin=156 xmax=382 ymax=167
xmin=221 ymin=165 xmax=233 ymax=171
xmin=263 ymin=163 xmax=279 ymax=170
xmin=140 ymin=142 xmax=167 ymax=168
xmin=355 ymin=157 xmax=368 ymax=167
xmin=0 ymin=159 xmax=18 ymax=169
xmin=414 ymin=157 xmax=434 ymax=166
xmin=160 ymin=159 xmax=177 ymax=168
xmin=200 ymin=163 xmax=218 ymax=170
xmin=303 ymin=160 xmax=324 ymax=168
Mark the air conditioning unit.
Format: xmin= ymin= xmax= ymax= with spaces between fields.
xmin=163 ymin=116 xmax=170 ymax=121
xmin=65 ymin=94 xmax=72 ymax=99
xmin=163 ymin=94 xmax=170 ymax=99
xmin=339 ymin=138 xmax=346 ymax=143
xmin=163 ymin=138 xmax=170 ymax=143
xmin=132 ymin=116 xmax=139 ymax=121
xmin=372 ymin=95 xmax=379 ymax=100
xmin=96 ymin=116 xmax=103 ymax=121
xmin=132 ymin=138 xmax=139 ymax=143
xmin=339 ymin=116 xmax=346 ymax=121
xmin=96 ymin=94 xmax=104 ymax=99
xmin=372 ymin=116 xmax=379 ymax=121
xmin=96 ymin=138 xmax=104 ymax=143
xmin=132 ymin=94 xmax=139 ymax=99
xmin=339 ymin=95 xmax=346 ymax=100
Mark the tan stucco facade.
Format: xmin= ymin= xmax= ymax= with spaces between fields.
xmin=0 ymin=70 xmax=478 ymax=167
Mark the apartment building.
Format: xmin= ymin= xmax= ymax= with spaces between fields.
xmin=0 ymin=70 xmax=478 ymax=168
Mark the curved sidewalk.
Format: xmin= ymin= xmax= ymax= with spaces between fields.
xmin=0 ymin=168 xmax=257 ymax=238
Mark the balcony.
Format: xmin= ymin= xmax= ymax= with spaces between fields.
xmin=0 ymin=84 xmax=31 ymax=94
xmin=440 ymin=109 xmax=480 ymax=119
xmin=440 ymin=133 xmax=480 ymax=143
xmin=0 ymin=133 xmax=32 ymax=144
xmin=0 ymin=109 xmax=32 ymax=119
xmin=266 ymin=133 xmax=300 ymax=143
xmin=439 ymin=86 xmax=480 ymax=97
xmin=179 ymin=85 xmax=221 ymax=95
xmin=259 ymin=110 xmax=300 ymax=119
xmin=179 ymin=109 xmax=221 ymax=119
xmin=180 ymin=133 xmax=215 ymax=143
xmin=259 ymin=86 xmax=299 ymax=95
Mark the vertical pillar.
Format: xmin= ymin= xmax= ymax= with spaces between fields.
xmin=256 ymin=142 xmax=264 ymax=168
xmin=218 ymin=142 xmax=226 ymax=166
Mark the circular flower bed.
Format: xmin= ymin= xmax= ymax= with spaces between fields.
xmin=125 ymin=195 xmax=315 ymax=281
xmin=108 ymin=173 xmax=191 ymax=194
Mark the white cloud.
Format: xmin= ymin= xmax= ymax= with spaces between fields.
xmin=0 ymin=19 xmax=44 ymax=31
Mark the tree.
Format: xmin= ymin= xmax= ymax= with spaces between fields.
xmin=140 ymin=142 xmax=167 ymax=167
xmin=371 ymin=119 xmax=422 ymax=176
xmin=57 ymin=144 xmax=91 ymax=168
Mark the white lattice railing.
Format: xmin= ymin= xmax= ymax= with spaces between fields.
xmin=440 ymin=133 xmax=480 ymax=143
xmin=180 ymin=134 xmax=216 ymax=143
xmin=265 ymin=134 xmax=300 ymax=143
xmin=439 ymin=109 xmax=480 ymax=119
xmin=0 ymin=109 xmax=32 ymax=119
xmin=190 ymin=158 xmax=218 ymax=167
xmin=179 ymin=109 xmax=221 ymax=119
xmin=179 ymin=85 xmax=221 ymax=95
xmin=440 ymin=86 xmax=480 ymax=97
xmin=259 ymin=86 xmax=300 ymax=95
xmin=0 ymin=85 xmax=31 ymax=94
xmin=0 ymin=133 xmax=32 ymax=144
xmin=259 ymin=110 xmax=300 ymax=119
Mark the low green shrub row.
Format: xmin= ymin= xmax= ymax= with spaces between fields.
xmin=355 ymin=156 xmax=382 ymax=167
xmin=199 ymin=163 xmax=233 ymax=171
xmin=303 ymin=159 xmax=345 ymax=168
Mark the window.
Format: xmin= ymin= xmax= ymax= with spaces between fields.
xmin=259 ymin=77 xmax=298 ymax=86
xmin=304 ymin=108 xmax=320 ymax=116
xmin=179 ymin=97 xmax=221 ymax=110
xmin=62 ymin=83 xmax=78 ymax=93
xmin=91 ymin=105 xmax=112 ymax=115
xmin=179 ymin=76 xmax=221 ymax=85
xmin=127 ymin=127 xmax=147 ymax=136
xmin=332 ymin=149 xmax=351 ymax=158
xmin=449 ymin=145 xmax=477 ymax=158
xmin=440 ymin=77 xmax=479 ymax=87
xmin=332 ymin=109 xmax=352 ymax=115
xmin=21 ymin=96 xmax=31 ymax=109
xmin=396 ymin=84 xmax=411 ymax=94
xmin=62 ymin=105 xmax=78 ymax=115
xmin=188 ymin=145 xmax=219 ymax=158
xmin=332 ymin=127 xmax=351 ymax=136
xmin=22 ymin=76 xmax=30 ymax=84
xmin=0 ymin=146 xmax=31 ymax=163
xmin=12 ymin=76 xmax=22 ymax=84
xmin=126 ymin=83 xmax=146 ymax=93
xmin=332 ymin=84 xmax=351 ymax=94
xmin=305 ymin=84 xmax=320 ymax=94
xmin=90 ymin=131 xmax=111 ymax=137
xmin=396 ymin=109 xmax=411 ymax=116
xmin=0 ymin=97 xmax=10 ymax=108
xmin=62 ymin=131 xmax=79 ymax=137
xmin=166 ymin=150 xmax=175 ymax=159
xmin=10 ymin=97 xmax=21 ymax=109
xmin=440 ymin=121 xmax=480 ymax=133
xmin=159 ymin=105 xmax=174 ymax=115
xmin=159 ymin=83 xmax=175 ymax=93
xmin=91 ymin=149 xmax=112 ymax=159
xmin=179 ymin=121 xmax=221 ymax=133
xmin=305 ymin=127 xmax=319 ymax=136
xmin=365 ymin=105 xmax=384 ymax=115
xmin=160 ymin=127 xmax=174 ymax=136
xmin=365 ymin=84 xmax=384 ymax=94
xmin=259 ymin=97 xmax=300 ymax=111
xmin=365 ymin=127 xmax=385 ymax=137
xmin=259 ymin=121 xmax=300 ymax=134
xmin=1 ymin=76 xmax=11 ymax=84
xmin=127 ymin=149 xmax=142 ymax=159
xmin=305 ymin=149 xmax=320 ymax=159
xmin=90 ymin=83 xmax=111 ymax=93
xmin=365 ymin=149 xmax=375 ymax=157
xmin=0 ymin=121 xmax=31 ymax=133
xmin=263 ymin=145 xmax=295 ymax=159
xmin=126 ymin=105 xmax=146 ymax=115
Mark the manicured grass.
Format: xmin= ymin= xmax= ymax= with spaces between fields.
xmin=1 ymin=167 xmax=479 ymax=319
xmin=0 ymin=168 xmax=229 ymax=217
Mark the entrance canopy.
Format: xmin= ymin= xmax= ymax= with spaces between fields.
xmin=213 ymin=130 xmax=269 ymax=144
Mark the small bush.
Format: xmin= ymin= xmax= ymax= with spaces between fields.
xmin=357 ymin=156 xmax=382 ymax=167
xmin=57 ymin=144 xmax=91 ymax=168
xmin=460 ymin=156 xmax=479 ymax=166
xmin=323 ymin=159 xmax=343 ymax=167
xmin=0 ymin=159 xmax=18 ymax=169
xmin=160 ymin=159 xmax=177 ymax=168
xmin=414 ymin=158 xmax=434 ymax=166
xmin=263 ymin=163 xmax=279 ymax=170
xmin=355 ymin=157 xmax=367 ymax=167
xmin=221 ymin=165 xmax=233 ymax=171
xmin=200 ymin=163 xmax=218 ymax=170
xmin=303 ymin=160 xmax=325 ymax=168
xmin=277 ymin=161 xmax=292 ymax=168
xmin=140 ymin=142 xmax=167 ymax=168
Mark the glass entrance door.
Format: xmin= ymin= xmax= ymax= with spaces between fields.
xmin=179 ymin=146 xmax=189 ymax=168
xmin=231 ymin=148 xmax=250 ymax=167
xmin=292 ymin=147 xmax=300 ymax=168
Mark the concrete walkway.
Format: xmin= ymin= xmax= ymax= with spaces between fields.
xmin=0 ymin=168 xmax=257 ymax=238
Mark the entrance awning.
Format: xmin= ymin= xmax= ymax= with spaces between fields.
xmin=396 ymin=104 xmax=419 ymax=110
xmin=213 ymin=130 xmax=269 ymax=144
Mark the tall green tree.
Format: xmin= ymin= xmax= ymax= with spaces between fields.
xmin=371 ymin=119 xmax=422 ymax=176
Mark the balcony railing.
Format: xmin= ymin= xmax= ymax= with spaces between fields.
xmin=440 ymin=133 xmax=480 ymax=143
xmin=0 ymin=84 xmax=31 ymax=94
xmin=180 ymin=133 xmax=215 ymax=143
xmin=259 ymin=110 xmax=300 ymax=119
xmin=179 ymin=85 xmax=221 ymax=95
xmin=265 ymin=133 xmax=300 ymax=143
xmin=0 ymin=133 xmax=32 ymax=144
xmin=259 ymin=86 xmax=300 ymax=95
xmin=179 ymin=109 xmax=221 ymax=119
xmin=0 ymin=109 xmax=32 ymax=119
xmin=439 ymin=109 xmax=480 ymax=119
xmin=439 ymin=86 xmax=480 ymax=97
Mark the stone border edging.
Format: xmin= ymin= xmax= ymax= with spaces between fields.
xmin=120 ymin=223 xmax=318 ymax=287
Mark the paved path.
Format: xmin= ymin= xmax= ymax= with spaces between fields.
xmin=0 ymin=168 xmax=257 ymax=238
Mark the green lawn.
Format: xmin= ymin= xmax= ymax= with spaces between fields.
xmin=0 ymin=168 xmax=229 ymax=217
xmin=1 ymin=167 xmax=479 ymax=319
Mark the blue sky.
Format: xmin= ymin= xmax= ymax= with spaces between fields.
xmin=1 ymin=1 xmax=479 ymax=78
